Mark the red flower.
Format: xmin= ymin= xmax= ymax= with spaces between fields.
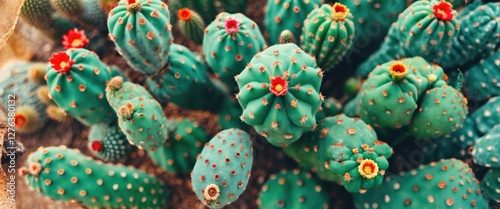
xmin=14 ymin=114 xmax=26 ymax=128
xmin=270 ymin=76 xmax=288 ymax=96
xmin=224 ymin=17 xmax=240 ymax=35
xmin=62 ymin=28 xmax=89 ymax=49
xmin=433 ymin=1 xmax=454 ymax=21
xmin=91 ymin=141 xmax=103 ymax=152
xmin=49 ymin=52 xmax=75 ymax=74
xmin=178 ymin=8 xmax=192 ymax=21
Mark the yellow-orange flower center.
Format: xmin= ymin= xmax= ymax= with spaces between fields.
xmin=358 ymin=159 xmax=379 ymax=179
xmin=270 ymin=76 xmax=288 ymax=96
xmin=389 ymin=62 xmax=408 ymax=82
xmin=331 ymin=3 xmax=349 ymax=21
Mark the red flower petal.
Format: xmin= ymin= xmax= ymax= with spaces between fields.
xmin=270 ymin=76 xmax=288 ymax=96
xmin=433 ymin=1 xmax=454 ymax=21
xmin=49 ymin=52 xmax=75 ymax=74
xmin=91 ymin=141 xmax=103 ymax=152
xmin=62 ymin=28 xmax=89 ymax=49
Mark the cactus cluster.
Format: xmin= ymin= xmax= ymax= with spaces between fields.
xmin=87 ymin=122 xmax=133 ymax=162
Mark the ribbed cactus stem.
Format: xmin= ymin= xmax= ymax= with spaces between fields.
xmin=388 ymin=62 xmax=408 ymax=82
xmin=433 ymin=1 xmax=454 ymax=21
xmin=279 ymin=30 xmax=295 ymax=44
xmin=331 ymin=3 xmax=349 ymax=21
xmin=126 ymin=0 xmax=141 ymax=12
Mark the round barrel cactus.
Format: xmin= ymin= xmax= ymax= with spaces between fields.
xmin=203 ymin=12 xmax=266 ymax=93
xmin=87 ymin=122 xmax=133 ymax=162
xmin=464 ymin=50 xmax=500 ymax=102
xmin=301 ymin=3 xmax=355 ymax=69
xmin=107 ymin=0 xmax=173 ymax=75
xmin=235 ymin=43 xmax=324 ymax=147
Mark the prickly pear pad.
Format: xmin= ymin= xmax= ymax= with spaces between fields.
xmin=235 ymin=43 xmax=324 ymax=147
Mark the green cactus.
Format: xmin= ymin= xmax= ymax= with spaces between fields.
xmin=148 ymin=118 xmax=208 ymax=173
xmin=257 ymin=169 xmax=330 ymax=209
xmin=106 ymin=76 xmax=169 ymax=152
xmin=301 ymin=3 xmax=355 ymax=69
xmin=177 ymin=8 xmax=205 ymax=44
xmin=356 ymin=0 xmax=459 ymax=78
xmin=481 ymin=168 xmax=500 ymax=203
xmin=235 ymin=43 xmax=324 ymax=147
xmin=264 ymin=0 xmax=322 ymax=45
xmin=27 ymin=62 xmax=48 ymax=85
xmin=145 ymin=44 xmax=229 ymax=112
xmin=107 ymin=0 xmax=173 ymax=75
xmin=470 ymin=96 xmax=500 ymax=136
xmin=464 ymin=50 xmax=500 ymax=102
xmin=88 ymin=122 xmax=133 ymax=162
xmin=278 ymin=29 xmax=296 ymax=44
xmin=46 ymin=104 xmax=72 ymax=123
xmin=438 ymin=2 xmax=500 ymax=71
xmin=20 ymin=146 xmax=168 ymax=208
xmin=216 ymin=99 xmax=250 ymax=131
xmin=0 ymin=62 xmax=49 ymax=134
xmin=315 ymin=96 xmax=342 ymax=121
xmin=409 ymin=85 xmax=468 ymax=140
xmin=284 ymin=114 xmax=393 ymax=194
xmin=337 ymin=0 xmax=406 ymax=62
xmin=46 ymin=48 xmax=116 ymax=126
xmin=36 ymin=86 xmax=53 ymax=105
xmin=472 ymin=125 xmax=500 ymax=168
xmin=203 ymin=12 xmax=266 ymax=93
xmin=169 ymin=0 xmax=247 ymax=27
xmin=50 ymin=0 xmax=108 ymax=30
xmin=191 ymin=128 xmax=253 ymax=209
xmin=353 ymin=159 xmax=489 ymax=209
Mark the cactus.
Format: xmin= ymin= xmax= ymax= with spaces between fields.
xmin=27 ymin=62 xmax=48 ymax=85
xmin=203 ymin=12 xmax=266 ymax=93
xmin=481 ymin=168 xmax=500 ymax=203
xmin=148 ymin=119 xmax=208 ymax=173
xmin=315 ymin=97 xmax=342 ymax=121
xmin=470 ymin=96 xmax=500 ymax=136
xmin=177 ymin=8 xmax=205 ymax=44
xmin=46 ymin=48 xmax=117 ymax=126
xmin=61 ymin=28 xmax=90 ymax=49
xmin=337 ymin=0 xmax=406 ymax=62
xmin=356 ymin=0 xmax=459 ymax=78
xmin=99 ymin=0 xmax=119 ymax=15
xmin=438 ymin=2 xmax=500 ymax=71
xmin=0 ymin=62 xmax=49 ymax=134
xmin=464 ymin=50 xmax=500 ymax=102
xmin=284 ymin=114 xmax=393 ymax=193
xmin=145 ymin=44 xmax=229 ymax=112
xmin=301 ymin=3 xmax=355 ymax=69
xmin=235 ymin=43 xmax=324 ymax=147
xmin=264 ymin=0 xmax=322 ymax=45
xmin=257 ymin=169 xmax=330 ymax=209
xmin=106 ymin=76 xmax=169 ymax=151
xmin=169 ymin=0 xmax=247 ymax=26
xmin=20 ymin=146 xmax=169 ymax=208
xmin=88 ymin=122 xmax=133 ymax=162
xmin=216 ymin=99 xmax=250 ymax=131
xmin=45 ymin=104 xmax=72 ymax=123
xmin=353 ymin=159 xmax=489 ymax=208
xmin=36 ymin=86 xmax=53 ymax=105
xmin=191 ymin=128 xmax=253 ymax=209
xmin=472 ymin=125 xmax=500 ymax=168
xmin=107 ymin=0 xmax=173 ymax=75
xmin=409 ymin=85 xmax=468 ymax=140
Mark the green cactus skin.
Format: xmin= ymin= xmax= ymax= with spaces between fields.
xmin=216 ymin=99 xmax=250 ymax=131
xmin=0 ymin=62 xmax=49 ymax=134
xmin=471 ymin=96 xmax=500 ymax=136
xmin=20 ymin=146 xmax=168 ymax=208
xmin=337 ymin=0 xmax=406 ymax=61
xmin=438 ymin=2 xmax=500 ymax=71
xmin=472 ymin=125 xmax=500 ymax=168
xmin=301 ymin=3 xmax=355 ymax=69
xmin=148 ymin=119 xmax=208 ymax=173
xmin=315 ymin=97 xmax=342 ymax=121
xmin=106 ymin=76 xmax=169 ymax=152
xmin=191 ymin=128 xmax=253 ymax=209
xmin=203 ymin=12 xmax=266 ymax=93
xmin=283 ymin=114 xmax=393 ymax=193
xmin=353 ymin=159 xmax=489 ymax=209
xmin=145 ymin=44 xmax=229 ymax=112
xmin=46 ymin=48 xmax=117 ymax=126
xmin=409 ymin=85 xmax=468 ymax=140
xmin=169 ymin=0 xmax=247 ymax=27
xmin=257 ymin=169 xmax=330 ymax=209
xmin=88 ymin=122 xmax=133 ymax=162
xmin=235 ymin=43 xmax=324 ymax=147
xmin=107 ymin=0 xmax=173 ymax=75
xmin=46 ymin=104 xmax=72 ymax=123
xmin=355 ymin=0 xmax=459 ymax=78
xmin=177 ymin=8 xmax=205 ymax=44
xmin=481 ymin=168 xmax=500 ymax=203
xmin=279 ymin=29 xmax=296 ymax=44
xmin=264 ymin=0 xmax=322 ymax=45
xmin=464 ymin=50 xmax=500 ymax=102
